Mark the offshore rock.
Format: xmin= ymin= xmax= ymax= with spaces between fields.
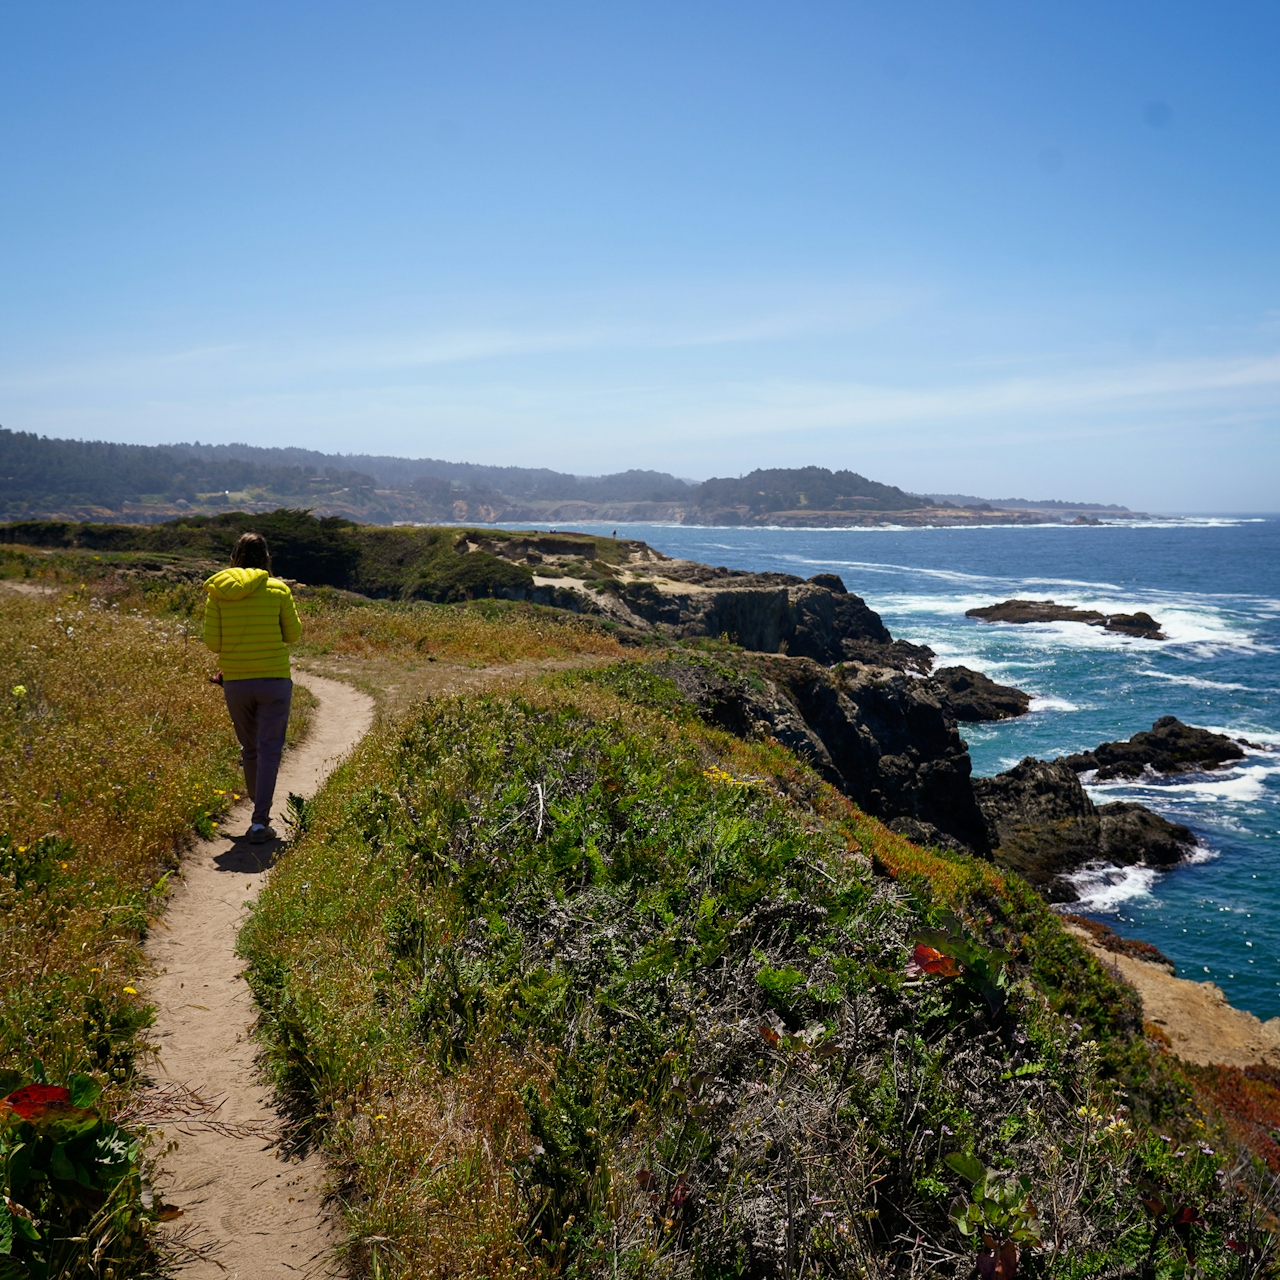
xmin=1061 ymin=716 xmax=1246 ymax=780
xmin=966 ymin=598 xmax=1164 ymax=639
xmin=926 ymin=665 xmax=1031 ymax=722
xmin=1098 ymin=801 xmax=1196 ymax=867
xmin=973 ymin=758 xmax=1196 ymax=901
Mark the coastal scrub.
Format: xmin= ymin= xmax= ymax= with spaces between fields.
xmin=240 ymin=662 xmax=1259 ymax=1278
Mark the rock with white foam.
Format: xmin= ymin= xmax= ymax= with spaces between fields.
xmin=1062 ymin=716 xmax=1245 ymax=780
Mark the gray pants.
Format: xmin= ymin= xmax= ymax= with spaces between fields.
xmin=222 ymin=678 xmax=292 ymax=826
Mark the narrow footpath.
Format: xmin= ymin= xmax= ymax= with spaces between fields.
xmin=146 ymin=673 xmax=375 ymax=1279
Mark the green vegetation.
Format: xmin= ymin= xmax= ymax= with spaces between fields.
xmin=696 ymin=466 xmax=923 ymax=514
xmin=0 ymin=429 xmax=697 ymax=522
xmin=0 ymin=584 xmax=248 ymax=1275
xmin=4 ymin=432 xmax=954 ymax=525
xmin=0 ymin=512 xmax=637 ymax=603
xmin=0 ymin=1072 xmax=152 ymax=1279
xmin=239 ymin=659 xmax=1268 ymax=1279
xmin=0 ymin=427 xmax=377 ymax=517
xmin=0 ymin=569 xmax=325 ymax=1277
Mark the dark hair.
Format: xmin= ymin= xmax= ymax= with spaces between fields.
xmin=230 ymin=532 xmax=271 ymax=571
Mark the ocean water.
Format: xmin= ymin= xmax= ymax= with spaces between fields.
xmin=562 ymin=516 xmax=1280 ymax=1017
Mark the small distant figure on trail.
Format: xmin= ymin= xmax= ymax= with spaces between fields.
xmin=612 ymin=529 xmax=617 ymax=538
xmin=202 ymin=533 xmax=302 ymax=844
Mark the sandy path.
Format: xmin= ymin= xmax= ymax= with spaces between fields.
xmin=1067 ymin=925 xmax=1280 ymax=1068
xmin=146 ymin=673 xmax=375 ymax=1278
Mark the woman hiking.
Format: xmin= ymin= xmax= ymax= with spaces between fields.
xmin=202 ymin=532 xmax=302 ymax=843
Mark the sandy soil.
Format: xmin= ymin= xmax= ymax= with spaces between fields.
xmin=146 ymin=672 xmax=375 ymax=1278
xmin=145 ymin=656 xmax=603 ymax=1275
xmin=1067 ymin=925 xmax=1280 ymax=1068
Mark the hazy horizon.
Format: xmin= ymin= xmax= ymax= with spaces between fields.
xmin=3 ymin=3 xmax=1279 ymax=511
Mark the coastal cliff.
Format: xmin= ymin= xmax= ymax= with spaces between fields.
xmin=0 ymin=512 xmax=1224 ymax=901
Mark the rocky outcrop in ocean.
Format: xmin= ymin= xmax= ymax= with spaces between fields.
xmin=1061 ymin=716 xmax=1246 ymax=779
xmin=966 ymin=598 xmax=1165 ymax=639
xmin=972 ymin=758 xmax=1196 ymax=901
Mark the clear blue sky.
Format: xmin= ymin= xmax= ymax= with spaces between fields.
xmin=2 ymin=2 xmax=1278 ymax=509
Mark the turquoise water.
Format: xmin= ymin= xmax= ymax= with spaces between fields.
xmin=563 ymin=517 xmax=1280 ymax=1017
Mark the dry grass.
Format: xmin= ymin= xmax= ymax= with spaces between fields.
xmin=294 ymin=594 xmax=630 ymax=666
xmin=0 ymin=582 xmax=309 ymax=1094
xmin=291 ymin=594 xmax=633 ymax=716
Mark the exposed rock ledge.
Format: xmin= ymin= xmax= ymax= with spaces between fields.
xmin=1066 ymin=924 xmax=1280 ymax=1069
xmin=973 ymin=758 xmax=1197 ymax=900
xmin=1062 ymin=715 xmax=1246 ymax=780
xmin=927 ymin=665 xmax=1031 ymax=721
xmin=966 ymin=598 xmax=1165 ymax=639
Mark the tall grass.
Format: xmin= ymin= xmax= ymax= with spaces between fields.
xmin=0 ymin=584 xmax=276 ymax=1276
xmin=293 ymin=593 xmax=631 ymax=666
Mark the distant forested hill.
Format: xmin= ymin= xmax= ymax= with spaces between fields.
xmin=0 ymin=429 xmax=1123 ymax=526
xmin=0 ymin=429 xmax=699 ymax=522
xmin=170 ymin=440 xmax=695 ymax=502
xmin=0 ymin=429 xmax=376 ymax=517
xmin=697 ymin=465 xmax=922 ymax=513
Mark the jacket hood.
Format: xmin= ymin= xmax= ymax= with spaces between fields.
xmin=204 ymin=567 xmax=270 ymax=601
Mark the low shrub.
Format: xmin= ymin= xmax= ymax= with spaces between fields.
xmin=240 ymin=666 xmax=1263 ymax=1278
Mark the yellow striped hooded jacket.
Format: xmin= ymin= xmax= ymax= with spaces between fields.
xmin=202 ymin=568 xmax=302 ymax=680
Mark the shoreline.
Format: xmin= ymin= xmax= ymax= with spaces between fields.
xmin=1066 ymin=923 xmax=1280 ymax=1068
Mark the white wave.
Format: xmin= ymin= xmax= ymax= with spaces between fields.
xmin=1086 ymin=762 xmax=1280 ymax=806
xmin=1183 ymin=842 xmax=1222 ymax=865
xmin=1138 ymin=668 xmax=1256 ymax=692
xmin=1064 ymin=862 xmax=1161 ymax=912
xmin=1201 ymin=725 xmax=1280 ymax=748
xmin=1028 ymin=694 xmax=1082 ymax=712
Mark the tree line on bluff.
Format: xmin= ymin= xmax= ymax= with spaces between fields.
xmin=0 ymin=428 xmax=929 ymax=515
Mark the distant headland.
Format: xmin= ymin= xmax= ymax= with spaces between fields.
xmin=0 ymin=428 xmax=1143 ymax=527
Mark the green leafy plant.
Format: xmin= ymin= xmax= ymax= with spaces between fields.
xmin=907 ymin=913 xmax=1011 ymax=1016
xmin=284 ymin=791 xmax=311 ymax=839
xmin=946 ymin=1152 xmax=1042 ymax=1279
xmin=0 ymin=1069 xmax=154 ymax=1278
xmin=1136 ymin=1182 xmax=1205 ymax=1279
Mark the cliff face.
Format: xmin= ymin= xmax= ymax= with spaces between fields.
xmin=517 ymin=547 xmax=934 ymax=670
xmin=654 ymin=653 xmax=991 ymax=855
xmin=612 ymin=572 xmax=917 ymax=666
xmin=973 ymin=758 xmax=1197 ymax=901
xmin=654 ymin=649 xmax=1205 ymax=903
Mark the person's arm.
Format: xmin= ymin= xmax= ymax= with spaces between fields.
xmin=280 ymin=589 xmax=302 ymax=645
xmin=202 ymin=595 xmax=222 ymax=653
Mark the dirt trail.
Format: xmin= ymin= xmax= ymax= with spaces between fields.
xmin=147 ymin=673 xmax=375 ymax=1278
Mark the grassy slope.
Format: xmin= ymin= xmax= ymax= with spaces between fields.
xmin=239 ymin=661 xmax=1258 ymax=1280
xmin=0 ymin=586 xmax=243 ymax=1086
xmin=0 ymin=580 xmax=314 ymax=1277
